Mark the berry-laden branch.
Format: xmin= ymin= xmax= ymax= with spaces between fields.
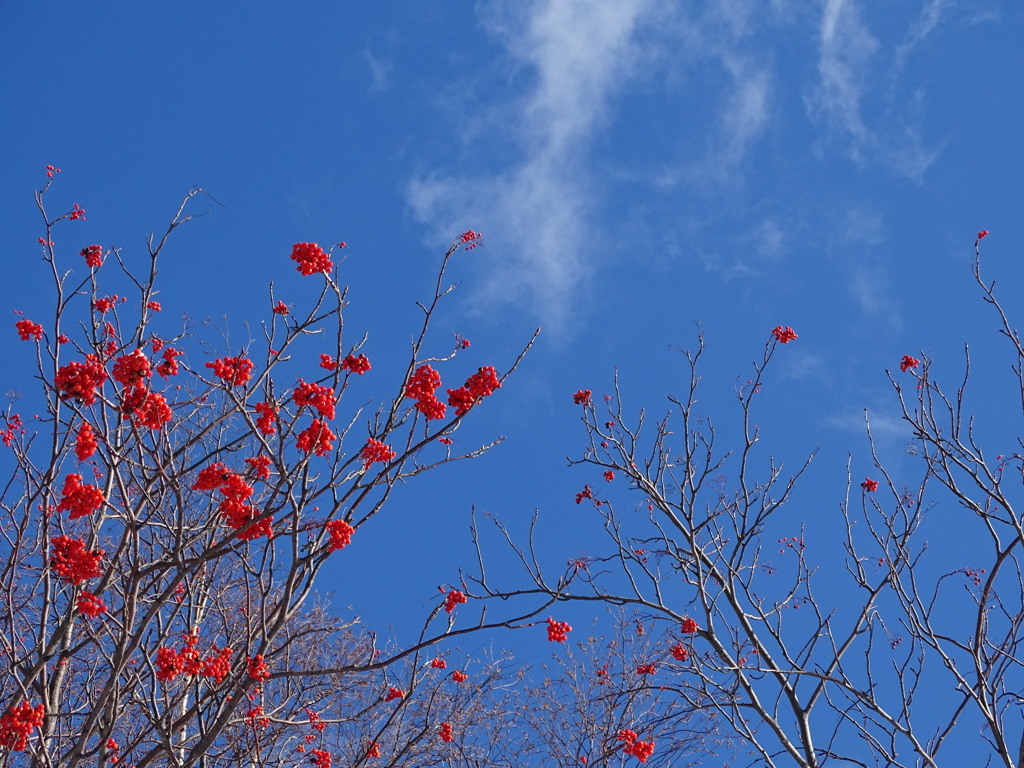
xmin=0 ymin=170 xmax=535 ymax=768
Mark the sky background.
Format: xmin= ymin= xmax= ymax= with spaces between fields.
xmin=2 ymin=0 xmax=1022 ymax=759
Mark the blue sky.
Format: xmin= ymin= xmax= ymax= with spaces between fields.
xmin=2 ymin=0 xmax=1022 ymax=758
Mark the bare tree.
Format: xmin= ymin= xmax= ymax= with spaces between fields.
xmin=468 ymin=234 xmax=1024 ymax=767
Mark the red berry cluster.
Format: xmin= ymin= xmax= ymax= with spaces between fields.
xmin=431 ymin=658 xmax=447 ymax=669
xmin=438 ymin=721 xmax=454 ymax=743
xmin=255 ymin=401 xmax=277 ymax=435
xmin=964 ymin=567 xmax=987 ymax=586
xmin=290 ymin=242 xmax=333 ymax=276
xmin=245 ymin=455 xmax=272 ymax=481
xmin=112 ymin=349 xmax=152 ymax=388
xmin=222 ymin=475 xmax=270 ymax=539
xmin=272 ymin=300 xmax=289 ymax=315
xmin=147 ymin=301 xmax=162 ymax=312
xmin=319 ymin=354 xmax=337 ymax=371
xmin=0 ymin=701 xmax=45 ymax=751
xmin=460 ymin=230 xmax=482 ymax=250
xmin=306 ymin=708 xmax=327 ymax=732
xmin=50 ymin=536 xmax=104 ymax=584
xmin=67 ymin=203 xmax=86 ymax=221
xmin=443 ymin=589 xmax=467 ymax=613
xmin=603 ymin=470 xmax=615 ymax=482
xmin=133 ymin=391 xmax=173 ymax=429
xmin=80 ymin=244 xmax=103 ymax=267
xmin=384 ymin=687 xmax=405 ymax=702
xmin=293 ymin=380 xmax=336 ymax=420
xmin=98 ymin=740 xmax=120 ymax=768
xmin=77 ymin=591 xmax=107 ymax=619
xmin=778 ymin=536 xmax=802 ymax=557
xmin=0 ymin=415 xmax=22 ymax=448
xmin=156 ymin=631 xmax=233 ymax=684
xmin=366 ymin=742 xmax=381 ymax=759
xmin=326 ymin=519 xmax=354 ymax=551
xmin=206 ymin=356 xmax=254 ymax=386
xmin=446 ymin=366 xmax=500 ymax=417
xmin=978 ymin=230 xmax=989 ymax=240
xmin=670 ymin=643 xmax=689 ymax=662
xmin=246 ymin=705 xmax=270 ymax=729
xmin=110 ymin=349 xmax=172 ymax=429
xmin=573 ymin=389 xmax=592 ymax=406
xmin=405 ymin=365 xmax=446 ymax=420
xmin=310 ymin=748 xmax=331 ymax=768
xmin=451 ymin=670 xmax=468 ymax=683
xmin=56 ymin=473 xmax=105 ymax=520
xmin=681 ymin=618 xmax=699 ymax=634
xmin=361 ymin=438 xmax=396 ymax=469
xmin=771 ymin=326 xmax=798 ymax=344
xmin=635 ymin=663 xmax=656 ymax=675
xmin=203 ymin=646 xmax=233 ymax=683
xmin=248 ymin=654 xmax=271 ymax=682
xmin=45 ymin=165 xmax=61 ymax=178
xmin=296 ymin=420 xmax=336 ymax=457
xmin=54 ymin=355 xmax=107 ymax=405
xmin=575 ymin=485 xmax=593 ymax=504
xmin=900 ymin=355 xmax=920 ymax=372
xmin=861 ymin=477 xmax=878 ymax=492
xmin=93 ymin=296 xmax=120 ymax=314
xmin=193 ymin=462 xmax=273 ymax=540
xmin=340 ymin=353 xmax=371 ymax=375
xmin=618 ymin=730 xmax=655 ymax=763
xmin=627 ymin=741 xmax=655 ymax=763
xmin=155 ymin=347 xmax=181 ymax=378
xmin=121 ymin=387 xmax=151 ymax=421
xmin=547 ymin=618 xmax=572 ymax=643
xmin=14 ymin=319 xmax=43 ymax=341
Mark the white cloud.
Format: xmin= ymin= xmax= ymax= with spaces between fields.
xmin=892 ymin=0 xmax=948 ymax=79
xmin=847 ymin=263 xmax=900 ymax=329
xmin=508 ymin=1 xmax=651 ymax=154
xmin=751 ymin=217 xmax=786 ymax=260
xmin=364 ymin=48 xmax=393 ymax=93
xmin=881 ymin=125 xmax=945 ymax=181
xmin=406 ymin=0 xmax=658 ymax=332
xmin=805 ymin=0 xmax=951 ymax=179
xmin=807 ymin=0 xmax=879 ymax=153
xmin=718 ymin=55 xmax=773 ymax=170
xmin=406 ymin=0 xmax=956 ymax=325
xmin=826 ymin=407 xmax=910 ymax=441
xmin=832 ymin=207 xmax=902 ymax=328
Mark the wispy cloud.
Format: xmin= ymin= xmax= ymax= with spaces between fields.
xmin=406 ymin=0 xmax=658 ymax=332
xmin=826 ymin=406 xmax=909 ymax=441
xmin=806 ymin=0 xmax=878 ymax=154
xmin=715 ymin=54 xmax=773 ymax=175
xmin=363 ymin=48 xmax=393 ymax=93
xmin=833 ymin=206 xmax=903 ymax=329
xmin=892 ymin=0 xmax=948 ymax=79
xmin=806 ymin=0 xmax=950 ymax=180
xmin=406 ymin=0 xmax=956 ymax=327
